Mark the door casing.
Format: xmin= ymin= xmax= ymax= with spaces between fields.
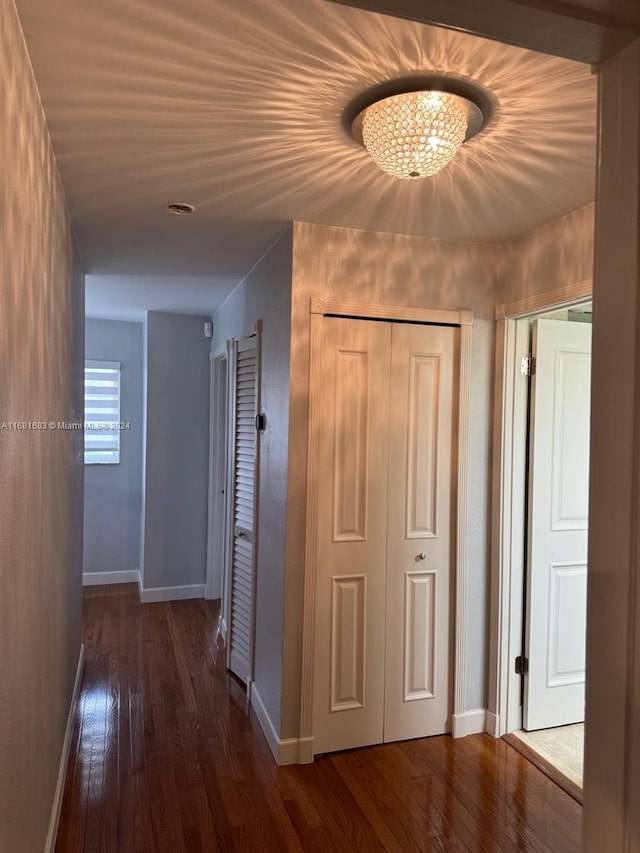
xmin=299 ymin=298 xmax=474 ymax=763
xmin=206 ymin=348 xmax=230 ymax=604
xmin=489 ymin=283 xmax=592 ymax=737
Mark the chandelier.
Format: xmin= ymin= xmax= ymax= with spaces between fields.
xmin=347 ymin=78 xmax=491 ymax=181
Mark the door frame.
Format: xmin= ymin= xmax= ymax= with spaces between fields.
xmin=489 ymin=279 xmax=592 ymax=737
xmin=298 ymin=298 xmax=474 ymax=762
xmin=206 ymin=346 xmax=230 ymax=604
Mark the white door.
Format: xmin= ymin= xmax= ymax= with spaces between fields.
xmin=384 ymin=323 xmax=457 ymax=742
xmin=524 ymin=318 xmax=591 ymax=731
xmin=313 ymin=317 xmax=457 ymax=754
xmin=228 ymin=334 xmax=259 ymax=685
xmin=312 ymin=318 xmax=392 ymax=753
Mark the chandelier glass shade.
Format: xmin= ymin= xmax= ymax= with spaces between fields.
xmin=360 ymin=90 xmax=469 ymax=180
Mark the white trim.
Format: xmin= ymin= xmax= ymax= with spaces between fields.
xmin=451 ymin=709 xmax=487 ymax=738
xmin=495 ymin=279 xmax=592 ymax=320
xmin=138 ymin=582 xmax=205 ymax=603
xmin=489 ymin=317 xmax=533 ymax=737
xmin=45 ymin=644 xmax=84 ymax=853
xmin=221 ymin=339 xmax=235 ymax=640
xmin=296 ymin=737 xmax=314 ymax=764
xmin=251 ymin=684 xmax=305 ymax=765
xmin=251 ymin=684 xmax=279 ymax=761
xmin=485 ymin=711 xmax=500 ymax=738
xmin=300 ymin=299 xmax=474 ymax=757
xmin=299 ymin=308 xmax=323 ymax=753
xmin=453 ymin=319 xmax=473 ymax=735
xmin=85 ymin=358 xmax=121 ymax=370
xmin=205 ymin=351 xmax=217 ymax=597
xmin=82 ymin=570 xmax=139 ymax=586
xmin=206 ymin=349 xmax=229 ymax=601
xmin=217 ymin=614 xmax=228 ymax=643
xmin=249 ymin=319 xmax=263 ymax=685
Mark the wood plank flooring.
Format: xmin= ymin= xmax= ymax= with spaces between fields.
xmin=55 ymin=584 xmax=582 ymax=852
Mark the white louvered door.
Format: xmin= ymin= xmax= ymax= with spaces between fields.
xmin=228 ymin=334 xmax=259 ymax=685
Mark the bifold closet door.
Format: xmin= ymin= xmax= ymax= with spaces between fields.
xmin=313 ymin=317 xmax=457 ymax=755
xmin=384 ymin=322 xmax=457 ymax=742
xmin=312 ymin=317 xmax=392 ymax=754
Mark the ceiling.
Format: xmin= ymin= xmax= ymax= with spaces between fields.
xmin=15 ymin=0 xmax=597 ymax=312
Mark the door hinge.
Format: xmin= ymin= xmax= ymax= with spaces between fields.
xmin=515 ymin=655 xmax=529 ymax=676
xmin=520 ymin=356 xmax=536 ymax=377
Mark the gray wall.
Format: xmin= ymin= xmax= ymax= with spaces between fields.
xmin=283 ymin=221 xmax=499 ymax=737
xmin=142 ymin=312 xmax=211 ymax=590
xmin=84 ymin=319 xmax=143 ymax=578
xmin=0 ymin=0 xmax=84 ymax=849
xmin=211 ymin=226 xmax=293 ymax=734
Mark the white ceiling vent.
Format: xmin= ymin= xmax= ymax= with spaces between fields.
xmin=164 ymin=202 xmax=196 ymax=216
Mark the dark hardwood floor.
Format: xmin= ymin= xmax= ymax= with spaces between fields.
xmin=55 ymin=584 xmax=582 ymax=852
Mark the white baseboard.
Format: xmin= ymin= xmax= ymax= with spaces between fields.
xmin=250 ymin=684 xmax=280 ymax=762
xmin=452 ymin=709 xmax=488 ymax=738
xmin=45 ymin=644 xmax=84 ymax=853
xmin=83 ymin=570 xmax=140 ymax=586
xmin=485 ymin=710 xmax=501 ymax=737
xmin=296 ymin=736 xmax=314 ymax=764
xmin=278 ymin=737 xmax=304 ymax=765
xmin=251 ymin=684 xmax=309 ymax=765
xmin=138 ymin=583 xmax=205 ymax=603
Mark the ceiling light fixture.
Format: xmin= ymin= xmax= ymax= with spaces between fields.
xmin=346 ymin=76 xmax=493 ymax=181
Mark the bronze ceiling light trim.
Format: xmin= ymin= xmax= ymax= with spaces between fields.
xmin=344 ymin=74 xmax=494 ymax=180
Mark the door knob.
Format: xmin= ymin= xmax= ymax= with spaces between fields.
xmin=418 ymin=552 xmax=426 ymax=561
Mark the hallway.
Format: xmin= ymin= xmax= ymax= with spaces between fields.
xmin=55 ymin=584 xmax=582 ymax=852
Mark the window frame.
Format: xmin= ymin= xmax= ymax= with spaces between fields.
xmin=84 ymin=359 xmax=122 ymax=465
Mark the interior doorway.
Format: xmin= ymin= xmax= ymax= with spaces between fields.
xmin=206 ymin=350 xmax=230 ymax=603
xmin=498 ymin=301 xmax=592 ymax=800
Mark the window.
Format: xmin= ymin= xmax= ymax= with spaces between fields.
xmin=84 ymin=360 xmax=121 ymax=464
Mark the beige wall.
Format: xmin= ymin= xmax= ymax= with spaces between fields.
xmin=281 ymin=221 xmax=499 ymax=737
xmin=211 ymin=226 xmax=293 ymax=734
xmin=0 ymin=1 xmax=84 ymax=850
xmin=210 ymin=213 xmax=595 ymax=746
xmin=498 ymin=203 xmax=594 ymax=306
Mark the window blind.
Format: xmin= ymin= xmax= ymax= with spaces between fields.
xmin=84 ymin=360 xmax=121 ymax=464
